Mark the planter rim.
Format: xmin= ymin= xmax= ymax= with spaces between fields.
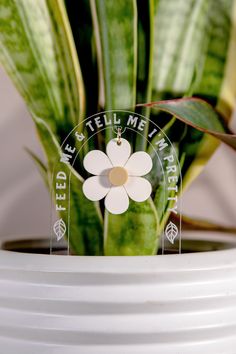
xmin=0 ymin=231 xmax=236 ymax=273
xmin=1 ymin=231 xmax=236 ymax=353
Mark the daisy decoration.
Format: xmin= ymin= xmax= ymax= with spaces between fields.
xmin=82 ymin=136 xmax=153 ymax=214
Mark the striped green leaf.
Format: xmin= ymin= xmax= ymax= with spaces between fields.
xmin=91 ymin=0 xmax=160 ymax=256
xmin=34 ymin=116 xmax=103 ymax=255
xmin=104 ymin=199 xmax=159 ymax=256
xmin=0 ymin=0 xmax=84 ymax=139
xmin=91 ymin=0 xmax=137 ymax=114
xmin=152 ymin=0 xmax=234 ymax=101
xmin=25 ymin=148 xmax=49 ymax=189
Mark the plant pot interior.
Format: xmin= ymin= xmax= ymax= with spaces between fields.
xmin=1 ymin=232 xmax=236 ymax=255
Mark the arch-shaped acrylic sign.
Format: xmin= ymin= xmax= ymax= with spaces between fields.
xmin=50 ymin=110 xmax=182 ymax=255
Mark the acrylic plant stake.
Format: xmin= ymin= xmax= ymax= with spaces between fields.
xmin=50 ymin=110 xmax=182 ymax=255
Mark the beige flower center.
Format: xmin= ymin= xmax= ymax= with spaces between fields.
xmin=108 ymin=166 xmax=128 ymax=186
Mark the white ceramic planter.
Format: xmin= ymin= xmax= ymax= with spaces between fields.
xmin=0 ymin=232 xmax=236 ymax=354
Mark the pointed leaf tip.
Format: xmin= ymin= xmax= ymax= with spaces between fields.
xmin=138 ymin=98 xmax=236 ymax=150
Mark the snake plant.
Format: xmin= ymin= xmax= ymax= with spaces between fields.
xmin=0 ymin=0 xmax=236 ymax=255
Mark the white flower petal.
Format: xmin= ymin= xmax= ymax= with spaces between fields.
xmin=106 ymin=138 xmax=131 ymax=166
xmin=83 ymin=150 xmax=112 ymax=175
xmin=125 ymin=177 xmax=152 ymax=202
xmin=125 ymin=152 xmax=152 ymax=176
xmin=105 ymin=186 xmax=129 ymax=214
xmin=83 ymin=176 xmax=111 ymax=201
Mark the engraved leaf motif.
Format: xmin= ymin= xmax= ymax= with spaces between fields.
xmin=165 ymin=221 xmax=178 ymax=244
xmin=53 ymin=219 xmax=66 ymax=241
